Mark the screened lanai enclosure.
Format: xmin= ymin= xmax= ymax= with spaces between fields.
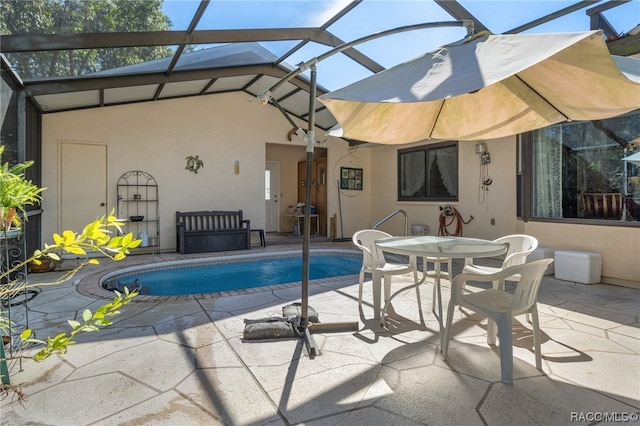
xmin=1 ymin=0 xmax=639 ymax=285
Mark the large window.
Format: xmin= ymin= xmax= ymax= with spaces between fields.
xmin=530 ymin=110 xmax=640 ymax=222
xmin=398 ymin=142 xmax=458 ymax=202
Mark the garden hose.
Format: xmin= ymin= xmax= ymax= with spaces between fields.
xmin=438 ymin=206 xmax=473 ymax=237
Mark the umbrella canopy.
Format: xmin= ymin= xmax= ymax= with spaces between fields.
xmin=623 ymin=151 xmax=640 ymax=166
xmin=319 ymin=30 xmax=640 ymax=143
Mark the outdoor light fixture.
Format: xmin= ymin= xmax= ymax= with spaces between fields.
xmin=475 ymin=143 xmax=492 ymax=201
xmin=476 ymin=143 xmax=491 ymax=164
xmin=256 ymin=91 xmax=271 ymax=105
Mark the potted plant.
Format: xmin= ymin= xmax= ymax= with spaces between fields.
xmin=0 ymin=146 xmax=45 ymax=231
xmin=27 ymin=254 xmax=55 ymax=273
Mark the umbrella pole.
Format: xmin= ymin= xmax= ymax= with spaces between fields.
xmin=623 ymin=147 xmax=628 ymax=221
xmin=258 ymin=23 xmax=476 ymax=356
xmin=300 ymin=67 xmax=317 ymax=357
xmin=301 ymin=66 xmax=359 ymax=357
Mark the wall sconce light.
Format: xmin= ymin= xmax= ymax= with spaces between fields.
xmin=234 ymin=160 xmax=240 ymax=175
xmin=475 ymin=143 xmax=492 ymax=199
xmin=256 ymin=91 xmax=271 ymax=105
xmin=475 ymin=143 xmax=491 ymax=164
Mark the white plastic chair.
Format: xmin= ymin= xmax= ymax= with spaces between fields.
xmin=352 ymin=229 xmax=421 ymax=317
xmin=463 ymin=234 xmax=538 ymax=289
xmin=442 ymin=258 xmax=554 ymax=384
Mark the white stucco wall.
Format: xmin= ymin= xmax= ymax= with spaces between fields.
xmin=328 ymin=145 xmax=371 ymax=239
xmin=523 ymin=222 xmax=640 ymax=287
xmin=366 ymin=137 xmax=639 ymax=287
xmin=367 ymin=137 xmax=519 ymax=238
xmin=40 ymin=91 xmax=638 ymax=286
xmin=41 ymin=92 xmax=370 ymax=250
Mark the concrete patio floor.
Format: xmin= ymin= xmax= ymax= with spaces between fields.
xmin=1 ymin=240 xmax=639 ymax=425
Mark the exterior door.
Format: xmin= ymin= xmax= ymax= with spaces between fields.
xmin=265 ymin=161 xmax=279 ymax=232
xmin=60 ymin=142 xmax=107 ymax=233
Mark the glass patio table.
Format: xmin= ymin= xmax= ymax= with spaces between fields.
xmin=375 ymin=235 xmax=507 ymax=347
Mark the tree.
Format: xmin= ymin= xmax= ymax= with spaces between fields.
xmin=0 ymin=0 xmax=173 ymax=78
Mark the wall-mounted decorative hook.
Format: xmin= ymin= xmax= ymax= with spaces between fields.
xmin=185 ymin=155 xmax=204 ymax=174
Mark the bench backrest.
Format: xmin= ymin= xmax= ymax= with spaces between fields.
xmin=176 ymin=210 xmax=247 ymax=231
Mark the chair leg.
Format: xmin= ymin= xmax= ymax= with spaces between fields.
xmin=372 ymin=270 xmax=383 ymax=322
xmin=487 ymin=319 xmax=497 ymax=345
xmin=383 ymin=275 xmax=392 ymax=302
xmin=495 ymin=313 xmax=514 ymax=384
xmin=442 ymin=299 xmax=456 ymax=359
xmin=380 ymin=275 xmax=392 ymax=326
xmin=358 ymin=270 xmax=365 ymax=305
xmin=530 ymin=307 xmax=542 ymax=370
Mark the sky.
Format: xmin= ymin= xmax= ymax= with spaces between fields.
xmin=160 ymin=0 xmax=640 ymax=91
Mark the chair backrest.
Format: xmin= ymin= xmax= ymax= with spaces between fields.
xmin=506 ymin=259 xmax=554 ymax=315
xmin=494 ymin=234 xmax=538 ymax=269
xmin=352 ymin=229 xmax=392 ymax=269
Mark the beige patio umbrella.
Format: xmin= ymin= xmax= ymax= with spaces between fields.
xmin=319 ymin=30 xmax=640 ymax=144
xmin=622 ymin=152 xmax=640 ymax=166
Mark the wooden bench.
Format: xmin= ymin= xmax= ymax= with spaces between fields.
xmin=176 ymin=210 xmax=250 ymax=254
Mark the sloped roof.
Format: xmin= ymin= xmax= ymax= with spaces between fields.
xmin=2 ymin=0 xmax=638 ymax=135
xmin=94 ymin=42 xmax=284 ymax=76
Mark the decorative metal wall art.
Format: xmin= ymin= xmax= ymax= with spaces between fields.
xmin=340 ymin=167 xmax=363 ymax=190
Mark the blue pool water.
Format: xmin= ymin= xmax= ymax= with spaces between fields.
xmin=102 ymin=251 xmax=362 ymax=296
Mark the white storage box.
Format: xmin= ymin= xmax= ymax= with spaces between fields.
xmin=554 ymin=250 xmax=602 ymax=284
xmin=528 ymin=247 xmax=555 ymax=275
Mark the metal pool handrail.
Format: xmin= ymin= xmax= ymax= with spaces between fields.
xmin=373 ymin=209 xmax=409 ymax=235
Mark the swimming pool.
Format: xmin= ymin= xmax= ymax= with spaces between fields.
xmin=100 ymin=249 xmax=362 ymax=296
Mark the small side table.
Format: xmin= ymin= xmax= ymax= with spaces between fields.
xmin=251 ymin=229 xmax=266 ymax=247
xmin=283 ymin=214 xmax=319 ymax=236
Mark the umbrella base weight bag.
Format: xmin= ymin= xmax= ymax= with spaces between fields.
xmin=243 ymin=304 xmax=319 ymax=340
xmin=282 ymin=302 xmax=319 ymax=323
xmin=243 ymin=317 xmax=299 ymax=340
